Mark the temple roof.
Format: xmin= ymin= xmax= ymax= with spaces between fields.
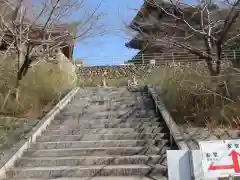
xmin=129 ymin=0 xmax=187 ymax=32
xmin=125 ymin=35 xmax=146 ymax=50
xmin=130 ymin=0 xmax=172 ymax=29
xmin=125 ymin=32 xmax=166 ymax=51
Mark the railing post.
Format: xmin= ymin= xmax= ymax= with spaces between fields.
xmin=112 ymin=56 xmax=115 ymax=66
xmin=142 ymin=54 xmax=145 ymax=65
xmin=233 ymin=50 xmax=236 ymax=64
xmin=102 ymin=78 xmax=107 ymax=87
xmin=172 ymin=52 xmax=175 ymax=63
xmin=161 ymin=53 xmax=164 ymax=66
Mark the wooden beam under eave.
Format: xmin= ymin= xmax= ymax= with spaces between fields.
xmin=69 ymin=45 xmax=74 ymax=60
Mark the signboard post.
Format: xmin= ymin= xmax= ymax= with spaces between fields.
xmin=199 ymin=140 xmax=240 ymax=179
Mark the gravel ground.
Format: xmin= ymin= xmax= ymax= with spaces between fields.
xmin=179 ymin=126 xmax=240 ymax=149
xmin=0 ymin=116 xmax=39 ymax=158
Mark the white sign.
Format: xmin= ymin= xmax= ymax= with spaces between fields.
xmin=150 ymin=59 xmax=155 ymax=65
xmin=199 ymin=140 xmax=240 ymax=178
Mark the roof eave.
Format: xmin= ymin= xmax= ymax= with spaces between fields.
xmin=125 ymin=38 xmax=145 ymax=50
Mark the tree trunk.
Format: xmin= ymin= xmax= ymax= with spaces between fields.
xmin=205 ymin=55 xmax=221 ymax=76
xmin=231 ymin=58 xmax=240 ymax=69
xmin=15 ymin=45 xmax=33 ymax=89
xmin=14 ymin=52 xmax=32 ymax=102
xmin=204 ymin=57 xmax=221 ymax=76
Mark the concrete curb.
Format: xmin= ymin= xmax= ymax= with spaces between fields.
xmin=146 ymin=85 xmax=189 ymax=150
xmin=0 ymin=87 xmax=80 ymax=179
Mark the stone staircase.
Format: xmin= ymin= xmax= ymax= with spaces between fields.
xmin=5 ymin=87 xmax=169 ymax=180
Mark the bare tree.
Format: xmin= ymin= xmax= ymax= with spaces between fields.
xmin=0 ymin=0 xmax=106 ymax=99
xmin=126 ymin=0 xmax=240 ymax=76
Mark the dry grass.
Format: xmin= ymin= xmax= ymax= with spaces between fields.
xmin=0 ymin=56 xmax=76 ymax=118
xmin=77 ymin=63 xmax=240 ymax=129
xmin=0 ymin=56 xmax=76 ymax=156
xmin=147 ymin=62 xmax=240 ymax=128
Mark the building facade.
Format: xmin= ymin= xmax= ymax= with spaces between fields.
xmin=125 ymin=0 xmax=189 ymax=65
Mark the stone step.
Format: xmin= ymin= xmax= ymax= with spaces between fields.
xmin=23 ymin=146 xmax=168 ymax=157
xmin=17 ymin=155 xmax=162 ymax=167
xmin=31 ymin=140 xmax=168 ymax=149
xmin=4 ymin=89 xmax=169 ymax=180
xmin=7 ymin=164 xmax=167 ymax=178
xmin=43 ymin=127 xmax=163 ymax=135
xmin=47 ymin=122 xmax=161 ymax=130
xmin=51 ymin=118 xmax=159 ymax=125
xmin=159 ymin=154 xmax=168 ymax=167
xmin=58 ymin=110 xmax=130 ymax=117
xmin=37 ymin=133 xmax=166 ymax=142
xmin=6 ymin=176 xmax=167 ymax=180
xmin=56 ymin=108 xmax=149 ymax=117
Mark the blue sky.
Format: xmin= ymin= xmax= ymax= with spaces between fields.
xmin=73 ymin=0 xmax=143 ymax=66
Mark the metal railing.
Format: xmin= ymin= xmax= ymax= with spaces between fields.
xmin=74 ymin=50 xmax=240 ymax=67
xmin=74 ymin=50 xmax=240 ymax=88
